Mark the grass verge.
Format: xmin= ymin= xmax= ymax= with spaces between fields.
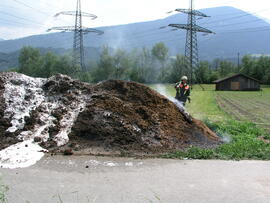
xmin=162 ymin=119 xmax=270 ymax=160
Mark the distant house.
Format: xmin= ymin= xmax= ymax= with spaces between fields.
xmin=213 ymin=73 xmax=260 ymax=91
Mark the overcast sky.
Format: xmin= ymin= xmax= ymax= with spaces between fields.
xmin=0 ymin=0 xmax=270 ymax=40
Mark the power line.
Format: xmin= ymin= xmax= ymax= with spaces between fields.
xmin=219 ymin=26 xmax=270 ymax=34
xmin=200 ymin=8 xmax=270 ymax=26
xmin=123 ymin=35 xmax=187 ymax=50
xmin=0 ymin=4 xmax=20 ymax=11
xmin=166 ymin=4 xmax=270 ymax=22
xmin=0 ymin=1 xmax=73 ymax=31
xmin=1 ymin=19 xmax=269 ymax=45
xmin=207 ymin=18 xmax=268 ymax=29
xmin=2 ymin=1 xmax=270 ymax=56
xmin=7 ymin=0 xmax=73 ymax=28
xmin=103 ymin=29 xmax=180 ymax=43
xmin=48 ymin=0 xmax=103 ymax=72
xmin=88 ymin=10 xmax=270 ymax=44
xmin=0 ymin=18 xmax=34 ymax=27
xmin=1 ymin=11 xmax=46 ymax=27
xmin=121 ymin=25 xmax=270 ymax=48
xmin=11 ymin=0 xmax=52 ymax=16
xmin=46 ymin=28 xmax=184 ymax=50
xmin=24 ymin=24 xmax=270 ymax=58
xmin=28 ymin=1 xmax=73 ymax=25
xmin=48 ymin=23 xmax=270 ymax=50
xmin=167 ymin=0 xmax=214 ymax=85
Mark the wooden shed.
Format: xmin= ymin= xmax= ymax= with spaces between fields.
xmin=213 ymin=73 xmax=260 ymax=91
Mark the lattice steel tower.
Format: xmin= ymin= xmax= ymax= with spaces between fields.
xmin=48 ymin=0 xmax=103 ymax=72
xmin=73 ymin=0 xmax=85 ymax=71
xmin=168 ymin=0 xmax=214 ymax=84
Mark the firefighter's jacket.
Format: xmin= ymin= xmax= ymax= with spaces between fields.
xmin=175 ymin=82 xmax=190 ymax=103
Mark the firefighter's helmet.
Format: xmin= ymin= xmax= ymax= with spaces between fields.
xmin=181 ymin=76 xmax=188 ymax=81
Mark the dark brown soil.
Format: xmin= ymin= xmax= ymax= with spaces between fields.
xmin=69 ymin=80 xmax=219 ymax=155
xmin=0 ymin=72 xmax=220 ymax=156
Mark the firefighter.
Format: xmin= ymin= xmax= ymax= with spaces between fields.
xmin=175 ymin=76 xmax=191 ymax=106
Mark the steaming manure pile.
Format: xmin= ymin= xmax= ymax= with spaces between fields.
xmin=0 ymin=72 xmax=220 ymax=156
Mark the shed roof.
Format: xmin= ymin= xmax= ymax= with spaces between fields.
xmin=213 ymin=73 xmax=260 ymax=83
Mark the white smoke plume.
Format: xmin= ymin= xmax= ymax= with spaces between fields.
xmin=154 ymin=84 xmax=191 ymax=120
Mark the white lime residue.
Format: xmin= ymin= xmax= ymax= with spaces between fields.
xmin=103 ymin=161 xmax=118 ymax=167
xmin=125 ymin=162 xmax=133 ymax=166
xmin=132 ymin=125 xmax=141 ymax=132
xmin=17 ymin=102 xmax=59 ymax=142
xmin=103 ymin=111 xmax=112 ymax=117
xmin=3 ymin=74 xmax=45 ymax=133
xmin=1 ymin=73 xmax=87 ymax=169
xmin=54 ymin=100 xmax=86 ymax=146
xmin=0 ymin=140 xmax=47 ymax=169
xmin=1 ymin=74 xmax=49 ymax=169
xmin=85 ymin=160 xmax=143 ymax=167
xmin=87 ymin=160 xmax=101 ymax=167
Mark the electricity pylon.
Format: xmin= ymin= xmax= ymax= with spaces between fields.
xmin=47 ymin=0 xmax=103 ymax=72
xmin=168 ymin=0 xmax=214 ymax=85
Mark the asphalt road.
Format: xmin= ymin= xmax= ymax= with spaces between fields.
xmin=1 ymin=156 xmax=270 ymax=203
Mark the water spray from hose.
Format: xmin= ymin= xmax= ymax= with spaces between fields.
xmin=155 ymin=84 xmax=192 ymax=122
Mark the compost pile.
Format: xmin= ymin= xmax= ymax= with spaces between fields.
xmin=0 ymin=72 xmax=219 ymax=156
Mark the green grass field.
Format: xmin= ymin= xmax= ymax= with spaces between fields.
xmin=151 ymin=84 xmax=229 ymax=122
xmin=150 ymin=84 xmax=270 ymax=160
xmin=151 ymin=84 xmax=270 ymax=126
xmin=215 ymin=87 xmax=270 ymax=129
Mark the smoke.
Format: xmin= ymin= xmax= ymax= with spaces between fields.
xmin=155 ymin=84 xmax=188 ymax=113
xmin=155 ymin=84 xmax=173 ymax=100
xmin=155 ymin=84 xmax=233 ymax=143
xmin=220 ymin=132 xmax=232 ymax=143
xmin=107 ymin=30 xmax=125 ymax=50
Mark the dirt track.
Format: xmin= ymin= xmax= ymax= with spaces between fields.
xmin=1 ymin=156 xmax=270 ymax=203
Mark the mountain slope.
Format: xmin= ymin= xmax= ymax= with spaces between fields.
xmin=0 ymin=6 xmax=269 ymax=61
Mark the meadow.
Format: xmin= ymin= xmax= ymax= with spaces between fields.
xmin=152 ymin=84 xmax=270 ymax=125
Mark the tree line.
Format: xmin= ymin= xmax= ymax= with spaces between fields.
xmin=15 ymin=44 xmax=270 ymax=84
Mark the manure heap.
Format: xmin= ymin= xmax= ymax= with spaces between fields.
xmin=0 ymin=72 xmax=219 ymax=160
